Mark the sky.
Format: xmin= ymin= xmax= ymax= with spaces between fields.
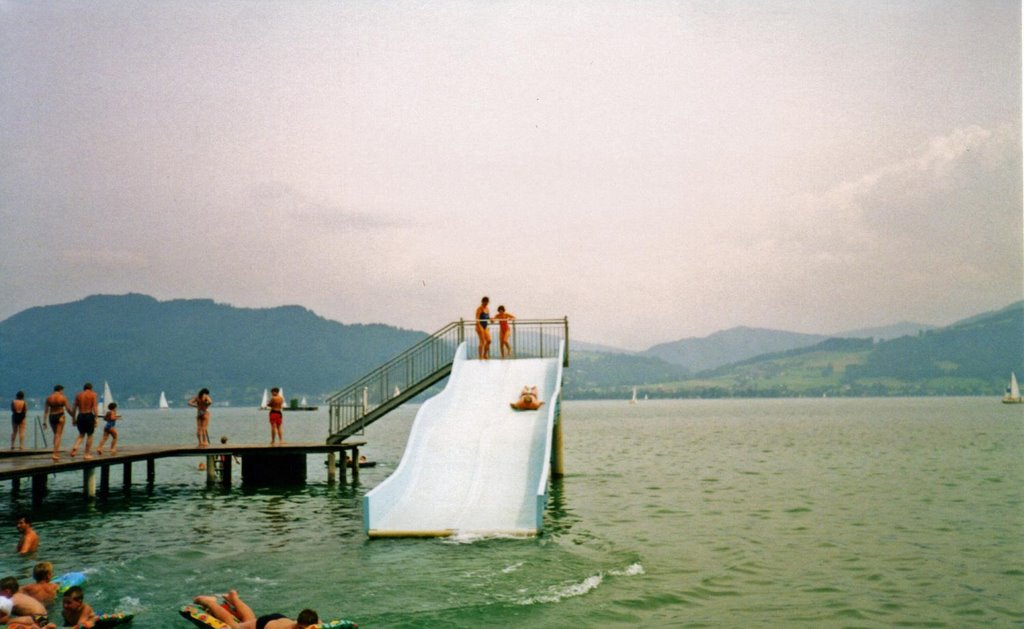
xmin=1 ymin=1 xmax=1020 ymax=351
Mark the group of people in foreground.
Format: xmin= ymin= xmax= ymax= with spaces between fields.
xmin=0 ymin=568 xmax=96 ymax=629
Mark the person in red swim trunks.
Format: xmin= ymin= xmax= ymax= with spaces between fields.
xmin=267 ymin=387 xmax=284 ymax=445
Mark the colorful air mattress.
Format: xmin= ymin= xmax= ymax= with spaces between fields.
xmin=52 ymin=571 xmax=87 ymax=595
xmin=179 ymin=605 xmax=356 ymax=629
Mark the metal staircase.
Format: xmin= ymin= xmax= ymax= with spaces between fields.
xmin=326 ymin=317 xmax=568 ymax=444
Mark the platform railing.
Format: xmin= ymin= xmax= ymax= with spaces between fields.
xmin=326 ymin=317 xmax=568 ymax=443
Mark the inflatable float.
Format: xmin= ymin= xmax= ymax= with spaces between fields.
xmin=179 ymin=605 xmax=356 ymax=629
xmin=52 ymin=571 xmax=86 ymax=595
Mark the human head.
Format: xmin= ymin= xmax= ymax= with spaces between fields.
xmin=53 ymin=385 xmax=64 ymax=392
xmin=63 ymin=585 xmax=85 ymax=614
xmin=0 ymin=576 xmax=19 ymax=596
xmin=220 ymin=436 xmax=228 ymax=444
xmin=271 ymin=387 xmax=280 ymax=394
xmin=497 ymin=305 xmax=505 ymax=313
xmin=83 ymin=382 xmax=93 ymax=390
xmin=296 ymin=609 xmax=319 ymax=628
xmin=481 ymin=296 xmax=489 ymax=305
xmin=199 ymin=388 xmax=210 ymax=396
xmin=15 ymin=391 xmax=24 ymax=400
xmin=16 ymin=514 xmax=30 ymax=531
xmin=109 ymin=402 xmax=117 ymax=410
xmin=33 ymin=561 xmax=54 ymax=582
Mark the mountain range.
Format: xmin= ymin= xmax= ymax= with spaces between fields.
xmin=0 ymin=294 xmax=1019 ymax=405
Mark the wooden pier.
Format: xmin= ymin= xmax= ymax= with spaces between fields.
xmin=0 ymin=441 xmax=366 ymax=507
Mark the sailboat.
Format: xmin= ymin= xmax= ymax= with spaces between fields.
xmin=630 ymin=387 xmax=638 ymax=404
xmin=159 ymin=391 xmax=170 ymax=409
xmin=259 ymin=389 xmax=269 ymax=409
xmin=101 ymin=381 xmax=114 ymax=410
xmin=1002 ymin=372 xmax=1022 ymax=404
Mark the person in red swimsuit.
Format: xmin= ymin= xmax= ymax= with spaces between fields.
xmin=493 ymin=305 xmax=516 ymax=358
xmin=267 ymin=387 xmax=284 ymax=445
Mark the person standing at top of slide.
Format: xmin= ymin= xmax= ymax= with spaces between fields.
xmin=267 ymin=387 xmax=284 ymax=445
xmin=493 ymin=305 xmax=516 ymax=359
xmin=475 ymin=296 xmax=491 ymax=360
xmin=44 ymin=385 xmax=71 ymax=461
xmin=70 ymin=382 xmax=98 ymax=460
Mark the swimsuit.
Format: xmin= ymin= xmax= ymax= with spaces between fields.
xmin=104 ymin=415 xmax=117 ymax=431
xmin=255 ymin=613 xmax=287 ymax=629
xmin=76 ymin=412 xmax=97 ymax=436
xmin=49 ymin=413 xmax=64 ymax=431
xmin=269 ymin=410 xmax=283 ymax=426
xmin=479 ymin=310 xmax=489 ymax=329
xmin=11 ymin=404 xmax=26 ymax=425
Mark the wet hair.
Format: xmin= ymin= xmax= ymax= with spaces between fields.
xmin=16 ymin=513 xmax=30 ymax=525
xmin=296 ymin=609 xmax=319 ymax=626
xmin=84 ymin=382 xmax=93 ymax=390
xmin=64 ymin=585 xmax=84 ymax=601
xmin=15 ymin=391 xmax=24 ymax=399
xmin=33 ymin=561 xmax=53 ymax=581
xmin=0 ymin=576 xmax=18 ymax=594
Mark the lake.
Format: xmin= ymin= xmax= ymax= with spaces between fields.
xmin=1 ymin=398 xmax=1022 ymax=627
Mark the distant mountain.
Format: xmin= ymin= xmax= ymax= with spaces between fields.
xmin=0 ymin=294 xmax=426 ymax=407
xmin=571 ymin=340 xmax=636 ymax=354
xmin=832 ymin=321 xmax=934 ymax=341
xmin=642 ymin=327 xmax=830 ymax=373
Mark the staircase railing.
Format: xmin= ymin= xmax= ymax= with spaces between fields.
xmin=326 ymin=317 xmax=569 ymax=443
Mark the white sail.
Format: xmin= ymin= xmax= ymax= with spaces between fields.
xmin=1004 ymin=372 xmax=1022 ymax=403
xmin=630 ymin=386 xmax=638 ymax=404
xmin=102 ymin=381 xmax=114 ymax=410
xmin=159 ymin=391 xmax=169 ymax=409
xmin=259 ymin=388 xmax=269 ymax=409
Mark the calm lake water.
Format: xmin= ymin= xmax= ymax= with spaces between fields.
xmin=1 ymin=398 xmax=1022 ymax=627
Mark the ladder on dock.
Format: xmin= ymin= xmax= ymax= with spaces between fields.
xmin=326 ymin=318 xmax=568 ymax=444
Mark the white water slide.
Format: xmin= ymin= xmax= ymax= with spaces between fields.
xmin=364 ymin=341 xmax=565 ymax=538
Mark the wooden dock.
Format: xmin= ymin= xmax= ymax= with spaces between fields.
xmin=0 ymin=441 xmax=366 ymax=507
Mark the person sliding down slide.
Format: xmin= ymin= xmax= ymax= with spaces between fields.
xmin=510 ymin=386 xmax=543 ymax=411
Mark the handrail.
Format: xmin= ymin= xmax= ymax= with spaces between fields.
xmin=327 ymin=317 xmax=568 ymax=443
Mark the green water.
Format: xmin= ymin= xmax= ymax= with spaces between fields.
xmin=2 ymin=398 xmax=1022 ymax=627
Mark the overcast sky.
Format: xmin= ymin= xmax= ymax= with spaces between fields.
xmin=1 ymin=1 xmax=1020 ymax=350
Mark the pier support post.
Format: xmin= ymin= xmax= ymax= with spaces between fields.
xmin=351 ymin=446 xmax=360 ymax=481
xmin=32 ymin=474 xmax=46 ymax=507
xmin=11 ymin=477 xmax=20 ymax=497
xmin=146 ymin=458 xmax=155 ymax=485
xmin=206 ymin=455 xmax=216 ymax=484
xmin=123 ymin=462 xmax=132 ymax=492
xmin=221 ymin=456 xmax=232 ymax=487
xmin=327 ymin=452 xmax=337 ymax=484
xmin=551 ymin=400 xmax=564 ymax=478
xmin=83 ymin=466 xmax=97 ymax=499
xmin=100 ymin=465 xmax=110 ymax=496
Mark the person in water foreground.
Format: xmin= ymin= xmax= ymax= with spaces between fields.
xmin=193 ymin=590 xmax=319 ymax=629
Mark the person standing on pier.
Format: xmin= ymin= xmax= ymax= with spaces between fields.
xmin=475 ymin=296 xmax=491 ymax=360
xmin=267 ymin=387 xmax=285 ymax=445
xmin=10 ymin=391 xmax=27 ymax=451
xmin=44 ymin=386 xmax=71 ymax=461
xmin=69 ymin=383 xmax=98 ymax=460
xmin=189 ymin=388 xmax=213 ymax=448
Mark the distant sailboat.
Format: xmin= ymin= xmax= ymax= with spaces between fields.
xmin=101 ymin=381 xmax=114 ymax=410
xmin=630 ymin=387 xmax=638 ymax=404
xmin=1003 ymin=372 xmax=1022 ymax=404
xmin=259 ymin=389 xmax=269 ymax=409
xmin=159 ymin=391 xmax=170 ymax=409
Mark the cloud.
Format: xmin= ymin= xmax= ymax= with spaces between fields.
xmin=249 ymin=182 xmax=407 ymax=232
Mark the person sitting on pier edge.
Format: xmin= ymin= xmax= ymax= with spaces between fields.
xmin=193 ymin=589 xmax=319 ymax=629
xmin=510 ymin=386 xmax=543 ymax=411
